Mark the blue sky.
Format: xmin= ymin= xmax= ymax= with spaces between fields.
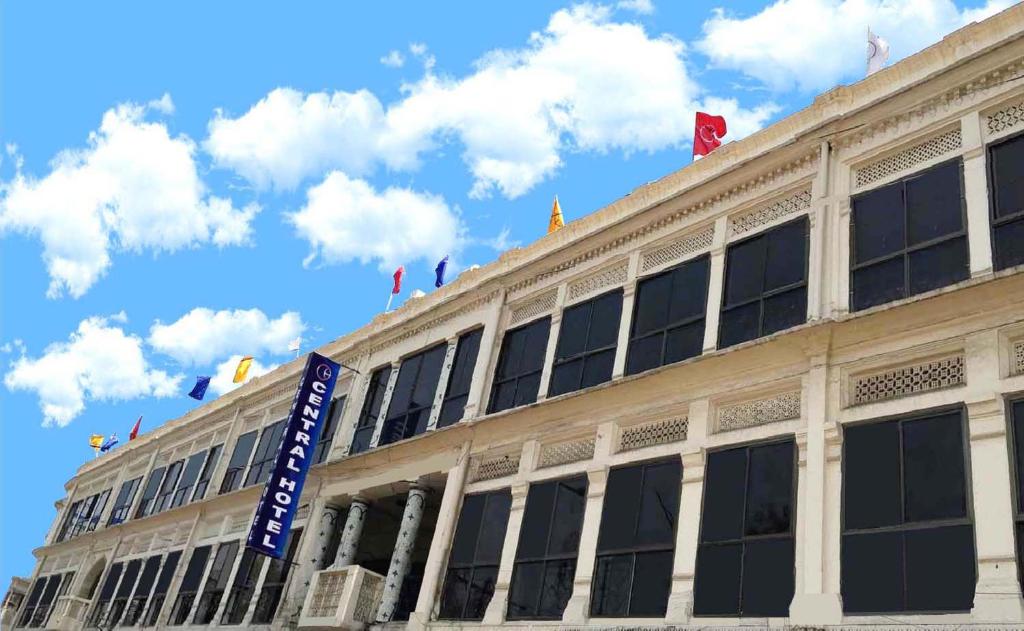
xmin=0 ymin=0 xmax=1011 ymax=587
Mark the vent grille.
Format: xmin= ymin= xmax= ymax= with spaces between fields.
xmin=538 ymin=438 xmax=596 ymax=468
xmin=729 ymin=190 xmax=811 ymax=237
xmin=510 ymin=289 xmax=558 ymax=325
xmin=988 ymin=99 xmax=1024 ymax=136
xmin=619 ymin=417 xmax=689 ymax=452
xmin=852 ymin=354 xmax=965 ymax=405
xmin=640 ymin=228 xmax=715 ymax=272
xmin=567 ymin=263 xmax=628 ymax=302
xmin=717 ymin=391 xmax=801 ymax=433
xmin=470 ymin=453 xmax=521 ymax=482
xmin=855 ymin=129 xmax=962 ymax=188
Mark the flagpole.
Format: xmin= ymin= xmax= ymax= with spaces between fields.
xmin=385 ymin=292 xmax=395 ymax=312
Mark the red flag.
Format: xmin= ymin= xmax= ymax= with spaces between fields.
xmin=693 ymin=112 xmax=727 ymax=158
xmin=129 ymin=416 xmax=142 ymax=441
xmin=392 ymin=266 xmax=405 ymax=295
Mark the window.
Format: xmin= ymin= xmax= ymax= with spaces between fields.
xmin=192 ymin=444 xmax=222 ymax=502
xmin=627 ymin=255 xmax=710 ymax=375
xmin=720 ymin=216 xmax=808 ymax=348
xmin=507 ymin=476 xmax=587 ymax=620
xmin=43 ymin=572 xmax=74 ymax=627
xmin=143 ymin=550 xmax=181 ymax=627
xmin=694 ymin=440 xmax=795 ymax=617
xmin=488 ymin=317 xmax=551 ymax=414
xmin=122 ymin=555 xmax=161 ymax=626
xmin=153 ymin=459 xmax=185 ymax=513
xmin=135 ymin=466 xmax=167 ymax=518
xmin=841 ymin=410 xmax=974 ymax=613
xmin=17 ymin=577 xmax=45 ymax=628
xmin=194 ymin=541 xmax=239 ymax=624
xmin=591 ymin=458 xmax=681 ymax=617
xmin=1010 ymin=399 xmax=1024 ymax=591
xmin=27 ymin=574 xmax=61 ymax=628
xmin=219 ymin=431 xmax=257 ymax=494
xmin=244 ymin=421 xmax=286 ymax=487
xmin=56 ymin=500 xmax=81 ymax=542
xmin=59 ymin=488 xmax=111 ymax=539
xmin=171 ymin=451 xmax=209 ymax=509
xmin=438 ymin=328 xmax=484 ymax=428
xmin=251 ymin=529 xmax=303 ymax=624
xmin=169 ymin=545 xmax=211 ymax=625
xmin=349 ymin=366 xmax=392 ymax=455
xmin=379 ymin=343 xmax=448 ymax=446
xmin=851 ymin=159 xmax=968 ymax=310
xmin=549 ymin=290 xmax=623 ymax=397
xmin=313 ymin=397 xmax=346 ymax=464
xmin=989 ymin=133 xmax=1024 ymax=270
xmin=438 ymin=490 xmax=512 ymax=620
xmin=88 ymin=562 xmax=123 ymax=627
xmin=108 ymin=476 xmax=142 ymax=525
xmin=221 ymin=549 xmax=265 ymax=625
xmin=105 ymin=558 xmax=142 ymax=627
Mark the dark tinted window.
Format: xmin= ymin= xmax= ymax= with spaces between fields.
xmin=694 ymin=440 xmax=795 ymax=617
xmin=108 ymin=476 xmax=142 ymax=525
xmin=172 ymin=452 xmax=207 ymax=509
xmin=842 ymin=410 xmax=974 ymax=613
xmin=349 ymin=366 xmax=392 ymax=455
xmin=550 ymin=290 xmax=623 ymax=396
xmin=379 ymin=343 xmax=448 ymax=446
xmin=488 ymin=317 xmax=551 ymax=414
xmin=122 ymin=555 xmax=161 ymax=626
xmin=244 ymin=421 xmax=286 ymax=487
xmin=169 ymin=546 xmax=211 ymax=625
xmin=135 ymin=467 xmax=167 ymax=518
xmin=720 ymin=217 xmax=807 ymax=348
xmin=192 ymin=444 xmax=223 ymax=502
xmin=221 ymin=549 xmax=266 ymax=625
xmin=1007 ymin=399 xmax=1024 ymax=592
xmin=313 ymin=397 xmax=346 ymax=464
xmin=194 ymin=541 xmax=239 ymax=624
xmin=990 ymin=133 xmax=1024 ymax=269
xmin=439 ymin=490 xmax=512 ymax=620
xmin=438 ymin=328 xmax=484 ymax=428
xmin=154 ymin=459 xmax=185 ymax=513
xmin=143 ymin=550 xmax=181 ymax=626
xmin=592 ymin=458 xmax=680 ymax=617
xmin=219 ymin=430 xmax=257 ymax=494
xmin=252 ymin=528 xmax=303 ymax=624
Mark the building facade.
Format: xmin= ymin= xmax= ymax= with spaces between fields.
xmin=8 ymin=7 xmax=1024 ymax=630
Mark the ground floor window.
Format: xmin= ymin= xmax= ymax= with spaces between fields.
xmin=1006 ymin=398 xmax=1024 ymax=591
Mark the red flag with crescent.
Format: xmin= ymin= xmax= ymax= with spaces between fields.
xmin=392 ymin=266 xmax=405 ymax=295
xmin=693 ymin=112 xmax=727 ymax=158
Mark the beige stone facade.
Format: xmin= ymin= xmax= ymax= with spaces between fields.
xmin=9 ymin=5 xmax=1024 ymax=630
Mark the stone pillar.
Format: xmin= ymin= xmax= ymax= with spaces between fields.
xmin=962 ymin=112 xmax=995 ymax=277
xmin=426 ymin=339 xmax=459 ymax=432
xmin=376 ymin=486 xmax=428 ymax=622
xmin=807 ymin=141 xmax=829 ymax=321
xmin=835 ymin=198 xmax=852 ymax=314
xmin=368 ymin=363 xmax=400 ymax=449
xmin=482 ymin=481 xmax=530 ymax=624
xmin=701 ymin=215 xmax=729 ymax=353
xmin=664 ymin=450 xmax=705 ymax=623
xmin=341 ymin=364 xmax=373 ymax=457
xmin=463 ymin=293 xmax=505 ymax=420
xmin=279 ymin=500 xmax=342 ymax=625
xmin=537 ymin=286 xmax=566 ymax=401
xmin=561 ymin=467 xmax=608 ymax=623
xmin=612 ymin=251 xmax=641 ymax=379
xmin=332 ymin=498 xmax=369 ymax=568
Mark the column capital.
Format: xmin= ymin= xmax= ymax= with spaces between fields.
xmin=967 ymin=394 xmax=1009 ymax=440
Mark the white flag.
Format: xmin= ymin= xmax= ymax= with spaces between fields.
xmin=867 ymin=28 xmax=890 ymax=76
xmin=288 ymin=336 xmax=301 ymax=352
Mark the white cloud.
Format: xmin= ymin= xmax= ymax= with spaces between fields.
xmin=617 ymin=0 xmax=654 ymax=14
xmin=288 ymin=171 xmax=462 ymax=271
xmin=148 ymin=307 xmax=305 ymax=366
xmin=0 ymin=99 xmax=259 ymax=298
xmin=697 ymin=0 xmax=1013 ymax=93
xmin=380 ymin=50 xmax=406 ymax=68
xmin=205 ymin=5 xmax=776 ymax=199
xmin=208 ymin=354 xmax=276 ymax=396
xmin=4 ymin=315 xmax=182 ymax=426
xmin=147 ymin=93 xmax=175 ymax=115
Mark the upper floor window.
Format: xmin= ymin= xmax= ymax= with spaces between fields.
xmin=313 ymin=397 xmax=346 ymax=465
xmin=989 ymin=132 xmax=1024 ymax=270
xmin=87 ymin=562 xmax=123 ymax=628
xmin=720 ymin=216 xmax=808 ymax=348
xmin=122 ymin=555 xmax=161 ymax=626
xmin=221 ymin=548 xmax=265 ymax=625
xmin=171 ymin=445 xmax=222 ymax=509
xmin=194 ymin=540 xmax=239 ymax=625
xmin=851 ymin=158 xmax=968 ymax=311
xmin=439 ymin=489 xmax=512 ymax=620
xmin=108 ymin=476 xmax=142 ymax=526
xmin=106 ymin=558 xmax=142 ymax=627
xmin=437 ymin=328 xmax=484 ymax=428
xmin=549 ymin=290 xmax=623 ymax=397
xmin=379 ymin=343 xmax=448 ymax=446
xmin=627 ymin=255 xmax=710 ymax=375
xmin=219 ymin=430 xmax=257 ymax=494
xmin=488 ymin=317 xmax=551 ymax=414
xmin=169 ymin=546 xmax=211 ymax=625
xmin=136 ymin=466 xmax=167 ymax=519
xmin=191 ymin=444 xmax=223 ymax=503
xmin=153 ymin=459 xmax=184 ymax=514
xmin=842 ymin=409 xmax=974 ymax=613
xmin=349 ymin=366 xmax=392 ymax=455
xmin=143 ymin=550 xmax=181 ymax=627
xmin=59 ymin=488 xmax=111 ymax=540
xmin=251 ymin=529 xmax=303 ymax=624
xmin=244 ymin=421 xmax=286 ymax=487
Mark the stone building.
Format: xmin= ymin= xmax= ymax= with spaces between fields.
xmin=8 ymin=5 xmax=1024 ymax=629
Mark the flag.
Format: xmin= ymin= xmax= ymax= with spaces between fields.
xmin=89 ymin=434 xmax=104 ymax=451
xmin=693 ymin=112 xmax=727 ymax=158
xmin=867 ymin=28 xmax=890 ymax=76
xmin=233 ymin=356 xmax=254 ymax=384
xmin=548 ymin=196 xmax=564 ymax=234
xmin=100 ymin=434 xmax=119 ymax=452
xmin=288 ymin=337 xmax=301 ymax=353
xmin=130 ymin=416 xmax=142 ymax=441
xmin=189 ymin=376 xmax=211 ymax=400
xmin=435 ymin=256 xmax=449 ymax=288
xmin=392 ymin=266 xmax=405 ymax=294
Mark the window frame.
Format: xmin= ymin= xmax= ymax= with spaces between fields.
xmin=987 ymin=129 xmax=1024 ymax=271
xmin=219 ymin=430 xmax=258 ymax=495
xmin=349 ymin=365 xmax=393 ymax=455
xmin=487 ymin=316 xmax=552 ymax=414
xmin=153 ymin=459 xmax=185 ymax=514
xmin=313 ymin=396 xmax=346 ymax=465
xmin=243 ymin=420 xmax=287 ymax=488
xmin=108 ymin=476 xmax=143 ymax=526
xmin=548 ymin=289 xmax=623 ymax=397
xmin=191 ymin=444 xmax=223 ymax=503
xmin=378 ymin=342 xmax=449 ymax=446
xmin=136 ymin=467 xmax=168 ymax=519
xmin=193 ymin=540 xmax=240 ymax=625
xmin=437 ymin=328 xmax=484 ymax=428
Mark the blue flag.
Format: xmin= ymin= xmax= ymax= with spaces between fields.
xmin=435 ymin=255 xmax=449 ymax=288
xmin=189 ymin=376 xmax=211 ymax=401
xmin=100 ymin=434 xmax=119 ymax=452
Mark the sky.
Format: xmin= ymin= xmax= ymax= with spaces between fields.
xmin=0 ymin=0 xmax=1014 ymax=589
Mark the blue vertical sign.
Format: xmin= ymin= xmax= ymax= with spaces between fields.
xmin=247 ymin=351 xmax=340 ymax=558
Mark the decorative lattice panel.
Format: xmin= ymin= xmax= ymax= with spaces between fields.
xmin=641 ymin=227 xmax=715 ymax=273
xmin=729 ymin=190 xmax=812 ymax=237
xmin=470 ymin=453 xmax=521 ymax=482
xmin=538 ymin=437 xmax=596 ymax=468
xmin=308 ymin=569 xmax=348 ymax=618
xmin=1012 ymin=340 xmax=1024 ymax=376
xmin=567 ymin=263 xmax=628 ymax=303
xmin=510 ymin=289 xmax=558 ymax=325
xmin=855 ymin=128 xmax=962 ymax=188
xmin=717 ymin=391 xmax=801 ymax=433
xmin=988 ymin=99 xmax=1024 ymax=136
xmin=354 ymin=572 xmax=384 ymax=622
xmin=619 ymin=417 xmax=689 ymax=452
xmin=851 ymin=354 xmax=965 ymax=405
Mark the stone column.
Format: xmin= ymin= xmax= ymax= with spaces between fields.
xmin=368 ymin=363 xmax=400 ymax=449
xmin=537 ymin=286 xmax=566 ymax=402
xmin=612 ymin=251 xmax=641 ymax=379
xmin=279 ymin=499 xmax=342 ymax=624
xmin=331 ymin=498 xmax=369 ymax=568
xmin=481 ymin=481 xmax=530 ymax=624
xmin=664 ymin=449 xmax=705 ymax=623
xmin=961 ymin=112 xmax=995 ymax=277
xmin=463 ymin=293 xmax=505 ymax=419
xmin=561 ymin=467 xmax=608 ymax=623
xmin=806 ymin=142 xmax=829 ymax=321
xmin=376 ymin=486 xmax=428 ymax=622
xmin=701 ymin=215 xmax=728 ymax=353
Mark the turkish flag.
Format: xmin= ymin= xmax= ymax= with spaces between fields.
xmin=693 ymin=112 xmax=727 ymax=158
xmin=392 ymin=266 xmax=405 ymax=295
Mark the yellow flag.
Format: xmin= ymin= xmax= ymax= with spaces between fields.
xmin=89 ymin=434 xmax=104 ymax=449
xmin=233 ymin=356 xmax=254 ymax=383
xmin=547 ymin=196 xmax=564 ymax=234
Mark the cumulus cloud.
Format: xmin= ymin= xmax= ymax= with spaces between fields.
xmin=617 ymin=0 xmax=654 ymax=14
xmin=205 ymin=5 xmax=777 ymax=199
xmin=697 ymin=0 xmax=1013 ymax=93
xmin=380 ymin=50 xmax=406 ymax=68
xmin=208 ymin=354 xmax=276 ymax=396
xmin=0 ymin=99 xmax=259 ymax=298
xmin=4 ymin=315 xmax=183 ymax=426
xmin=288 ymin=171 xmax=462 ymax=271
xmin=148 ymin=307 xmax=305 ymax=366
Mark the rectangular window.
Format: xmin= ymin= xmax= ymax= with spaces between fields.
xmin=143 ymin=550 xmax=181 ymax=627
xmin=243 ymin=421 xmax=286 ymax=487
xmin=851 ymin=159 xmax=968 ymax=310
xmin=627 ymin=254 xmax=710 ymax=375
xmin=549 ymin=290 xmax=623 ymax=397
xmin=313 ymin=397 xmax=346 ymax=464
xmin=379 ymin=343 xmax=448 ymax=446
xmin=438 ymin=328 xmax=484 ymax=428
xmin=169 ymin=545 xmax=211 ymax=625
xmin=56 ymin=500 xmax=82 ymax=542
xmin=349 ymin=366 xmax=392 ymax=455
xmin=989 ymin=133 xmax=1024 ymax=270
xmin=507 ymin=475 xmax=587 ymax=620
xmin=591 ymin=458 xmax=681 ymax=618
xmin=841 ymin=410 xmax=974 ymax=613
xmin=251 ymin=529 xmax=303 ymax=624
xmin=1010 ymin=399 xmax=1024 ymax=591
xmin=108 ymin=476 xmax=142 ymax=525
xmin=720 ymin=216 xmax=807 ymax=348
xmin=122 ymin=555 xmax=161 ymax=626
xmin=694 ymin=439 xmax=796 ymax=617
xmin=220 ymin=548 xmax=266 ymax=625
xmin=192 ymin=444 xmax=222 ymax=502
xmin=171 ymin=451 xmax=208 ymax=509
xmin=153 ymin=459 xmax=185 ymax=514
xmin=16 ymin=577 xmax=44 ymax=627
xmin=88 ymin=562 xmax=123 ymax=627
xmin=29 ymin=574 xmax=61 ymax=628
xmin=194 ymin=540 xmax=240 ymax=624
xmin=488 ymin=317 xmax=551 ymax=414
xmin=105 ymin=557 xmax=141 ymax=627
xmin=219 ymin=430 xmax=257 ymax=494
xmin=135 ymin=467 xmax=167 ymax=519
xmin=438 ymin=489 xmax=512 ymax=620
